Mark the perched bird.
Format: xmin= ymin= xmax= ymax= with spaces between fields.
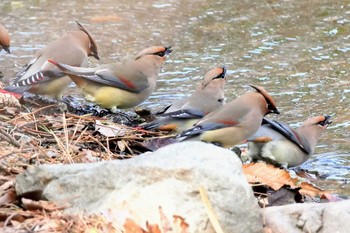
xmin=247 ymin=115 xmax=332 ymax=167
xmin=0 ymin=23 xmax=10 ymax=53
xmin=140 ymin=66 xmax=227 ymax=132
xmin=4 ymin=21 xmax=99 ymax=100
xmin=48 ymin=46 xmax=172 ymax=112
xmin=178 ymin=85 xmax=280 ymax=148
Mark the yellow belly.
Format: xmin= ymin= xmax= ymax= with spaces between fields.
xmin=30 ymin=75 xmax=72 ymax=100
xmin=86 ymin=86 xmax=150 ymax=109
xmin=200 ymin=127 xmax=246 ymax=148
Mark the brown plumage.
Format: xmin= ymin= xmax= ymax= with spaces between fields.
xmin=140 ymin=66 xmax=227 ymax=132
xmin=248 ymin=115 xmax=332 ymax=167
xmin=5 ymin=21 xmax=99 ymax=100
xmin=49 ymin=46 xmax=172 ymax=111
xmin=0 ymin=23 xmax=10 ymax=54
xmin=178 ymin=85 xmax=280 ymax=148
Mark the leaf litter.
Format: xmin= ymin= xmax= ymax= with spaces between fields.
xmin=0 ymin=92 xmax=340 ymax=232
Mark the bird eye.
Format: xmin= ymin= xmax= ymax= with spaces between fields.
xmin=218 ymin=98 xmax=224 ymax=103
xmin=153 ymin=51 xmax=166 ymax=57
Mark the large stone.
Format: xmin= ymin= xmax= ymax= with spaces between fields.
xmin=16 ymin=141 xmax=262 ymax=233
xmin=264 ymin=199 xmax=350 ymax=233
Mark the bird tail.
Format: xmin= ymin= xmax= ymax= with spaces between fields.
xmin=4 ymin=84 xmax=30 ymax=94
xmin=139 ymin=120 xmax=160 ymax=130
xmin=47 ymin=59 xmax=95 ymax=77
xmin=177 ymin=125 xmax=202 ymax=141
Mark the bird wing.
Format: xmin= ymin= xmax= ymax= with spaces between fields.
xmin=13 ymin=56 xmax=41 ymax=83
xmin=94 ymin=69 xmax=149 ymax=93
xmin=262 ymin=117 xmax=312 ymax=154
xmin=52 ymin=61 xmax=149 ymax=93
xmin=5 ymin=56 xmax=66 ymax=94
xmin=178 ymin=117 xmax=238 ymax=138
xmin=158 ymin=98 xmax=205 ymax=119
xmin=159 ymin=104 xmax=204 ymax=119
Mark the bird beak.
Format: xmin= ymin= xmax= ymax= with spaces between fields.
xmin=93 ymin=52 xmax=100 ymax=60
xmin=319 ymin=115 xmax=332 ymax=127
xmin=272 ymin=108 xmax=280 ymax=115
xmin=4 ymin=46 xmax=10 ymax=54
xmin=164 ymin=46 xmax=173 ymax=55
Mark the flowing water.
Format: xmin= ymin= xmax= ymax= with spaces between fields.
xmin=1 ymin=0 xmax=349 ymax=195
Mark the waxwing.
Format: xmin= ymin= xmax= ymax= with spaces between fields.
xmin=247 ymin=115 xmax=332 ymax=167
xmin=4 ymin=21 xmax=99 ymax=100
xmin=48 ymin=46 xmax=172 ymax=111
xmin=0 ymin=23 xmax=10 ymax=53
xmin=140 ymin=66 xmax=227 ymax=132
xmin=178 ymin=85 xmax=280 ymax=148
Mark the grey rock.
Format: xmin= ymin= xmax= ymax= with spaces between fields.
xmin=264 ymin=199 xmax=350 ymax=233
xmin=16 ymin=141 xmax=263 ymax=233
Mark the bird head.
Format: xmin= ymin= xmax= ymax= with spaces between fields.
xmin=201 ymin=66 xmax=227 ymax=89
xmin=301 ymin=115 xmax=332 ymax=129
xmin=75 ymin=21 xmax=100 ymax=60
xmin=0 ymin=24 xmax=10 ymax=53
xmin=249 ymin=85 xmax=280 ymax=115
xmin=135 ymin=46 xmax=172 ymax=61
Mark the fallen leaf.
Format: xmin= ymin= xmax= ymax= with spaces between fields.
xmin=243 ymin=162 xmax=297 ymax=190
xmin=0 ymin=189 xmax=17 ymax=206
xmin=146 ymin=222 xmax=162 ymax=233
xmin=124 ymin=218 xmax=146 ymax=233
xmin=95 ymin=120 xmax=128 ymax=137
xmin=173 ymin=215 xmax=190 ymax=233
xmin=21 ymin=198 xmax=69 ymax=211
xmin=243 ymin=162 xmax=333 ymax=199
xmin=0 ymin=90 xmax=21 ymax=107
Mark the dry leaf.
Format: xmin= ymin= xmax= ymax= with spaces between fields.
xmin=21 ymin=198 xmax=68 ymax=211
xmin=243 ymin=162 xmax=333 ymax=199
xmin=0 ymin=189 xmax=17 ymax=206
xmin=0 ymin=90 xmax=21 ymax=108
xmin=243 ymin=162 xmax=297 ymax=190
xmin=124 ymin=218 xmax=146 ymax=233
xmin=173 ymin=215 xmax=190 ymax=233
xmin=95 ymin=120 xmax=128 ymax=137
xmin=117 ymin=140 xmax=126 ymax=152
xmin=146 ymin=222 xmax=162 ymax=233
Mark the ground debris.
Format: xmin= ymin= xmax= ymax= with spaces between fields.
xmin=242 ymin=162 xmax=339 ymax=206
xmin=0 ymin=104 xmax=188 ymax=232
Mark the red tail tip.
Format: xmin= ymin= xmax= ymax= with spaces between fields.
xmin=48 ymin=59 xmax=58 ymax=65
xmin=0 ymin=89 xmax=22 ymax=99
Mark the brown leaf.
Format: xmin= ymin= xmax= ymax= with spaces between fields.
xmin=124 ymin=218 xmax=146 ymax=233
xmin=21 ymin=198 xmax=68 ymax=211
xmin=0 ymin=189 xmax=17 ymax=206
xmin=243 ymin=162 xmax=333 ymax=199
xmin=173 ymin=215 xmax=190 ymax=233
xmin=243 ymin=162 xmax=298 ymax=190
xmin=146 ymin=222 xmax=162 ymax=233
xmin=299 ymin=182 xmax=332 ymax=198
xmin=95 ymin=120 xmax=128 ymax=137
